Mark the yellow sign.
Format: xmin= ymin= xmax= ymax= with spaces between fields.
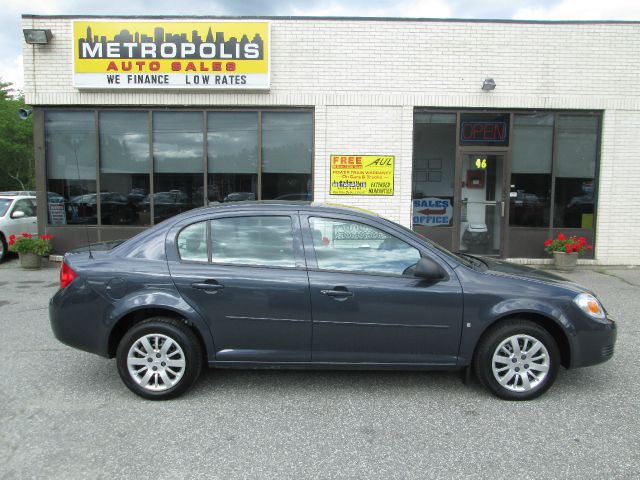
xmin=330 ymin=155 xmax=395 ymax=196
xmin=72 ymin=20 xmax=270 ymax=89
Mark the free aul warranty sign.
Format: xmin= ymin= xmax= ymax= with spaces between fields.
xmin=330 ymin=155 xmax=395 ymax=196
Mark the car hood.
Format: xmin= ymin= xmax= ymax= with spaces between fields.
xmin=478 ymin=256 xmax=589 ymax=293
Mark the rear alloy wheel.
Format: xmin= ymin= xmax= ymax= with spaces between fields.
xmin=474 ymin=320 xmax=560 ymax=400
xmin=116 ymin=317 xmax=202 ymax=400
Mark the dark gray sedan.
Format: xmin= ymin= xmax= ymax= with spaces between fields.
xmin=49 ymin=202 xmax=616 ymax=400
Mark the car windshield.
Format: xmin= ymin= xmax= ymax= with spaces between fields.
xmin=0 ymin=198 xmax=13 ymax=217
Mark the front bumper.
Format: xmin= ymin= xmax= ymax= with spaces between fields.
xmin=570 ymin=314 xmax=617 ymax=368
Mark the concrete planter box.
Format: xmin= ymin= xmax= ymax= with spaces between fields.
xmin=19 ymin=252 xmax=42 ymax=270
xmin=553 ymin=251 xmax=578 ymax=272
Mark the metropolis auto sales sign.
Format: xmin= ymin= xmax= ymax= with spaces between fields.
xmin=72 ymin=20 xmax=270 ymax=89
xmin=330 ymin=155 xmax=394 ymax=196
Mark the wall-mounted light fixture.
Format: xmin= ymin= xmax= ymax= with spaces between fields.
xmin=23 ymin=29 xmax=53 ymax=45
xmin=18 ymin=108 xmax=33 ymax=120
xmin=482 ymin=78 xmax=496 ymax=91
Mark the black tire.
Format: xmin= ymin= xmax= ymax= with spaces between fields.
xmin=473 ymin=319 xmax=560 ymax=401
xmin=116 ymin=317 xmax=203 ymax=400
xmin=0 ymin=234 xmax=6 ymax=262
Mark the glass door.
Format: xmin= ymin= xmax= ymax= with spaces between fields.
xmin=458 ymin=153 xmax=507 ymax=256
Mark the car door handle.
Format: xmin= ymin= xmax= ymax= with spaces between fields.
xmin=191 ymin=282 xmax=224 ymax=292
xmin=320 ymin=289 xmax=354 ymax=298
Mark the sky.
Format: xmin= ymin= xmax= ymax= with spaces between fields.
xmin=3 ymin=0 xmax=640 ymax=93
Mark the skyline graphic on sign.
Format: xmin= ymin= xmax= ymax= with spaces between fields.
xmin=78 ymin=25 xmax=265 ymax=60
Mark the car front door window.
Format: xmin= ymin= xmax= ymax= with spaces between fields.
xmin=308 ymin=217 xmax=421 ymax=276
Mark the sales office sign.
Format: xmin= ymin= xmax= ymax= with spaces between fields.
xmin=72 ymin=20 xmax=270 ymax=89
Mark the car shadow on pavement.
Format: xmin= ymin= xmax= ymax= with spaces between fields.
xmin=69 ymin=353 xmax=615 ymax=402
xmin=190 ymin=367 xmax=479 ymax=398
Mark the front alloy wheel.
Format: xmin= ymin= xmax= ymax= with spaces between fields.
xmin=491 ymin=335 xmax=550 ymax=392
xmin=116 ymin=317 xmax=202 ymax=400
xmin=474 ymin=320 xmax=560 ymax=400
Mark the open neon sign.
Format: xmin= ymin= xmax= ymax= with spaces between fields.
xmin=460 ymin=121 xmax=508 ymax=143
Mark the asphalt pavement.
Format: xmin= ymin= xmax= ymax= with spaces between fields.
xmin=0 ymin=255 xmax=638 ymax=479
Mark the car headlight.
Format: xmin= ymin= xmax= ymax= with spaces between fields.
xmin=573 ymin=293 xmax=606 ymax=320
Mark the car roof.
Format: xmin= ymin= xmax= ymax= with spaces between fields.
xmin=0 ymin=191 xmax=36 ymax=196
xmin=191 ymin=201 xmax=380 ymax=218
xmin=0 ymin=194 xmax=35 ymax=200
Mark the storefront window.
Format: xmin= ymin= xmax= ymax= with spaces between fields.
xmin=207 ymin=112 xmax=258 ymax=203
xmin=553 ymin=116 xmax=598 ymax=228
xmin=99 ymin=112 xmax=150 ymax=225
xmin=261 ymin=112 xmax=313 ymax=200
xmin=412 ymin=113 xmax=456 ymax=235
xmin=45 ymin=111 xmax=97 ymax=225
xmin=152 ymin=112 xmax=204 ymax=223
xmin=510 ymin=114 xmax=553 ymax=227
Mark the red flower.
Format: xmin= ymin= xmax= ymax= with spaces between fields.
xmin=544 ymin=239 xmax=553 ymax=247
xmin=565 ymin=245 xmax=572 ymax=254
xmin=8 ymin=234 xmax=16 ymax=241
xmin=557 ymin=233 xmax=566 ymax=241
xmin=8 ymin=238 xmax=15 ymax=246
xmin=40 ymin=234 xmax=53 ymax=241
xmin=578 ymin=236 xmax=587 ymax=245
xmin=21 ymin=232 xmax=32 ymax=238
xmin=587 ymin=245 xmax=593 ymax=251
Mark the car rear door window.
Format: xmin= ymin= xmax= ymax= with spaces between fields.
xmin=177 ymin=221 xmax=208 ymax=262
xmin=211 ymin=216 xmax=296 ymax=268
xmin=309 ymin=217 xmax=421 ymax=276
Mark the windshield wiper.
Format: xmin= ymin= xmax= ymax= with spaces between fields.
xmin=454 ymin=252 xmax=488 ymax=270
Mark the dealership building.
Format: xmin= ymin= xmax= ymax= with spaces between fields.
xmin=20 ymin=15 xmax=640 ymax=263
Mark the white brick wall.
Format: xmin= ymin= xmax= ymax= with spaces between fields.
xmin=21 ymin=16 xmax=640 ymax=264
xmin=596 ymin=109 xmax=640 ymax=264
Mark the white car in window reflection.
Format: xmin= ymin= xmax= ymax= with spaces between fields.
xmin=0 ymin=192 xmax=38 ymax=261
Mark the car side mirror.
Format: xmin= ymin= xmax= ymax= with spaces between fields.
xmin=11 ymin=210 xmax=25 ymax=219
xmin=414 ymin=257 xmax=446 ymax=281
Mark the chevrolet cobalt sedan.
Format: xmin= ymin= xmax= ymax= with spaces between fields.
xmin=50 ymin=202 xmax=616 ymax=400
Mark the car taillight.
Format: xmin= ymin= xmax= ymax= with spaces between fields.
xmin=60 ymin=260 xmax=77 ymax=289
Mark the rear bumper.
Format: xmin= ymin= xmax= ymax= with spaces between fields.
xmin=49 ymin=283 xmax=111 ymax=358
xmin=570 ymin=315 xmax=617 ymax=368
